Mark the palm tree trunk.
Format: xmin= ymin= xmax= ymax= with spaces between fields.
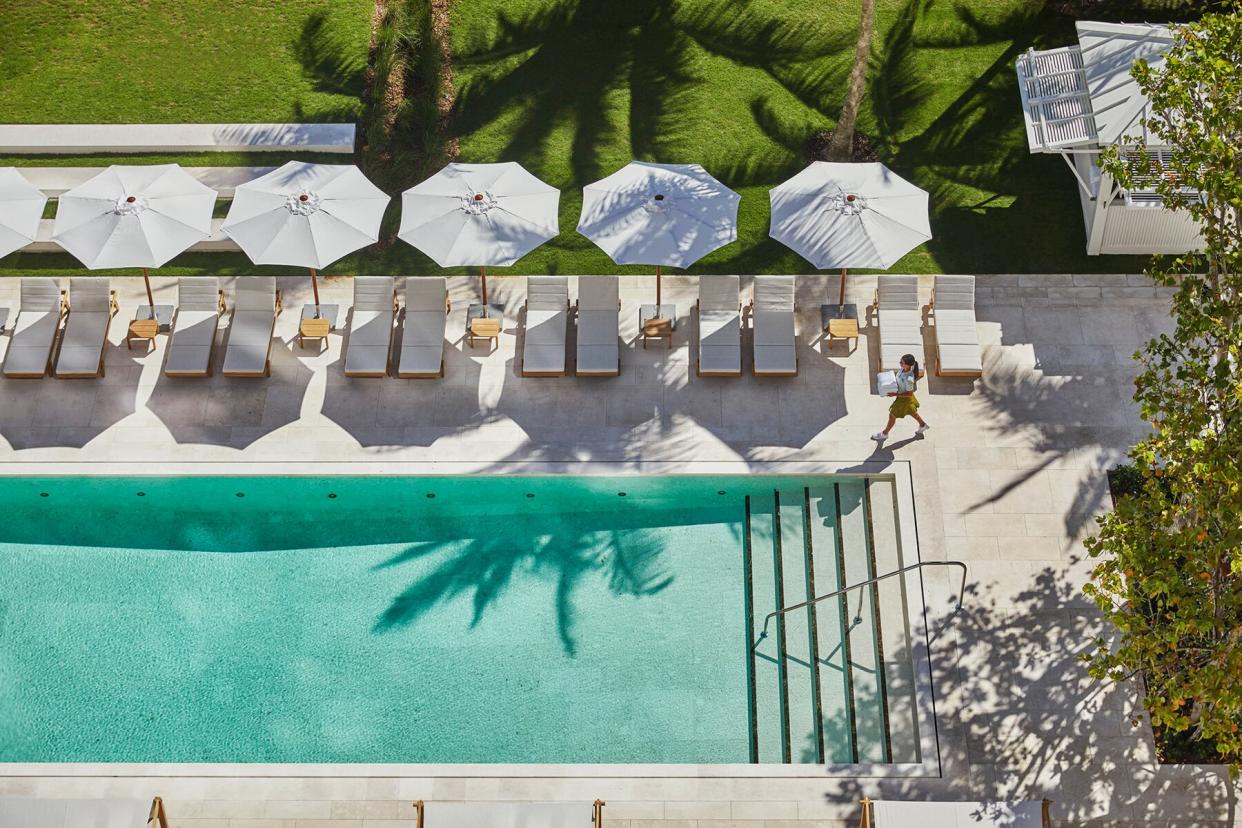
xmin=827 ymin=0 xmax=877 ymax=162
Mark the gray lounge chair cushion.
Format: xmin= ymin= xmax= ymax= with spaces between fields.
xmin=523 ymin=276 xmax=568 ymax=374
xmin=751 ymin=276 xmax=796 ymax=375
xmin=345 ymin=277 xmax=396 ymax=376
xmin=55 ymin=278 xmax=112 ymax=377
xmin=223 ymin=278 xmax=277 ymax=376
xmin=871 ymin=800 xmax=1046 ymax=827
xmin=576 ymin=276 xmax=619 ymax=375
xmin=932 ymin=276 xmax=981 ymax=374
xmin=4 ymin=279 xmax=62 ymax=377
xmin=165 ymin=278 xmax=221 ymax=377
xmin=698 ymin=275 xmax=740 ymax=375
xmin=397 ymin=277 xmax=446 ymax=376
xmin=877 ymin=276 xmax=924 ymax=372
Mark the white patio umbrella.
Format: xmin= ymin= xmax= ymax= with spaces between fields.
xmin=398 ymin=162 xmax=559 ymax=305
xmin=0 ymin=168 xmax=48 ymax=259
xmin=578 ymin=161 xmax=739 ymax=305
xmin=52 ymin=164 xmax=216 ymax=311
xmin=769 ymin=161 xmax=931 ymax=305
xmin=222 ymin=161 xmax=390 ymax=311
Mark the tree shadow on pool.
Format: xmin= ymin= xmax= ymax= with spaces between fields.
xmin=373 ymin=524 xmax=675 ymax=655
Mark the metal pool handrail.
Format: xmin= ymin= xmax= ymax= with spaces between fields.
xmin=753 ymin=560 xmax=969 ymax=648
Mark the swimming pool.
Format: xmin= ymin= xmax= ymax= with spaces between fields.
xmin=0 ymin=474 xmax=932 ymax=767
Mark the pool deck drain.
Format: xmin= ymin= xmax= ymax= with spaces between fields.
xmin=0 ymin=274 xmax=1236 ymax=825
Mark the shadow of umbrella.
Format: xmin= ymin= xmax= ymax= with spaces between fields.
xmin=0 ymin=362 xmax=139 ymax=450
xmin=144 ymin=338 xmax=314 ymax=450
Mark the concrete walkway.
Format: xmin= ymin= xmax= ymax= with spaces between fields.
xmin=0 ymin=273 xmax=1236 ymax=827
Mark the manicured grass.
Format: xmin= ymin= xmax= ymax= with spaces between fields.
xmin=0 ymin=0 xmax=373 ymax=122
xmin=0 ymin=0 xmax=1203 ymax=278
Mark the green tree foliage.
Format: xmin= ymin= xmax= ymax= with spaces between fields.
xmin=1084 ymin=5 xmax=1242 ymax=766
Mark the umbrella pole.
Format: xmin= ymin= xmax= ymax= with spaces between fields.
xmin=142 ymin=268 xmax=156 ymax=317
xmin=310 ymin=268 xmax=321 ymax=314
xmin=839 ymin=268 xmax=848 ymax=306
xmin=656 ymin=265 xmax=662 ymax=307
xmin=481 ymin=265 xmax=488 ymax=306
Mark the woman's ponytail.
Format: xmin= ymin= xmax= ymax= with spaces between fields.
xmin=901 ymin=353 xmax=920 ymax=386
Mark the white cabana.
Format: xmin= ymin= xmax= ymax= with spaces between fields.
xmin=398 ymin=161 xmax=559 ymax=306
xmin=578 ymin=161 xmax=739 ymax=308
xmin=1015 ymin=21 xmax=1203 ymax=255
xmin=52 ymin=164 xmax=217 ymax=317
xmin=0 ymin=168 xmax=47 ymax=259
xmin=222 ymin=161 xmax=390 ymax=317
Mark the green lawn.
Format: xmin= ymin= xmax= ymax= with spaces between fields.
xmin=0 ymin=0 xmax=1201 ymax=278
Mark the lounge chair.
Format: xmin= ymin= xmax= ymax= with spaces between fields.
xmin=54 ymin=278 xmax=117 ymax=378
xmin=697 ymin=274 xmax=741 ymax=377
xmin=860 ymin=797 xmax=1050 ymax=828
xmin=222 ymin=277 xmax=281 ymax=377
xmin=0 ymin=796 xmax=171 ymax=828
xmin=875 ymin=275 xmax=925 ymax=374
xmin=575 ymin=276 xmax=620 ymax=377
xmin=343 ymin=276 xmax=397 ymax=377
xmin=2 ymin=278 xmax=65 ymax=378
xmin=164 ymin=278 xmax=225 ymax=377
xmin=930 ymin=274 xmax=982 ymax=377
xmin=397 ymin=276 xmax=449 ymax=379
xmin=521 ymin=276 xmax=569 ymax=377
xmin=750 ymin=275 xmax=797 ymax=377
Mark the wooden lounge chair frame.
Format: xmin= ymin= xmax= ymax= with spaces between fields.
xmin=2 ymin=285 xmax=67 ymax=379
xmin=55 ymin=286 xmax=119 ymax=379
xmin=520 ymin=276 xmax=570 ymax=377
xmin=929 ymin=276 xmax=983 ymax=378
xmin=163 ymin=286 xmax=226 ymax=378
xmin=748 ymin=275 xmax=798 ymax=378
xmin=858 ymin=797 xmax=1051 ymax=828
xmin=575 ymin=277 xmax=621 ymax=377
xmin=221 ymin=287 xmax=282 ymax=378
xmin=396 ymin=279 xmax=448 ymax=378
xmin=695 ymin=275 xmax=743 ymax=378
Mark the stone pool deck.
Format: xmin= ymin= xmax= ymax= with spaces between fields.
xmin=0 ymin=273 xmax=1237 ymax=827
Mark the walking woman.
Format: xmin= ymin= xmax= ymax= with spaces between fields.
xmin=872 ymin=353 xmax=930 ymax=442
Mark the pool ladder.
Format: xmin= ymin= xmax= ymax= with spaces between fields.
xmin=741 ymin=482 xmax=966 ymax=765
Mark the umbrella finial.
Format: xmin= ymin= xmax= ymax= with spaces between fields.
xmin=126 ymin=195 xmax=137 ymax=204
xmin=473 ymin=193 xmax=485 ymax=202
xmin=654 ymin=194 xmax=665 ymax=201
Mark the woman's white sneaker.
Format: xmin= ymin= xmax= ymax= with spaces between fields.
xmin=915 ymin=424 xmax=931 ymax=437
xmin=871 ymin=432 xmax=888 ymax=442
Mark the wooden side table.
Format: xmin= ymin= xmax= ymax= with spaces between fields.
xmin=127 ymin=317 xmax=160 ymax=352
xmin=298 ymin=317 xmax=331 ymax=350
xmin=827 ymin=318 xmax=859 ymax=350
xmin=468 ymin=317 xmax=501 ymax=349
xmin=642 ymin=317 xmax=673 ymax=349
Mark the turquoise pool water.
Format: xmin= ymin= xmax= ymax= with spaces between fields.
xmin=0 ymin=475 xmax=807 ymax=764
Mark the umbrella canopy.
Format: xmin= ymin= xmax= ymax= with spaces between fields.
xmin=222 ymin=161 xmax=390 ymax=270
xmin=399 ymin=162 xmax=559 ymax=266
xmin=399 ymin=162 xmax=559 ymax=306
xmin=52 ymin=164 xmax=215 ymax=269
xmin=769 ymin=161 xmax=930 ymax=272
xmin=0 ymin=168 xmax=48 ymax=259
xmin=578 ymin=161 xmax=739 ymax=269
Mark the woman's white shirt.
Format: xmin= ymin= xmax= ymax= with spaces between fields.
xmin=895 ymin=370 xmax=917 ymax=393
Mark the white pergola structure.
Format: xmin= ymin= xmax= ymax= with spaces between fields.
xmin=1015 ymin=21 xmax=1203 ymax=256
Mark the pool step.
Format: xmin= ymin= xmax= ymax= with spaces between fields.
xmin=743 ymin=479 xmax=921 ymax=766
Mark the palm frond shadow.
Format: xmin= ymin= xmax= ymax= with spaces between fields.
xmin=374 ymin=521 xmax=675 ymax=656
